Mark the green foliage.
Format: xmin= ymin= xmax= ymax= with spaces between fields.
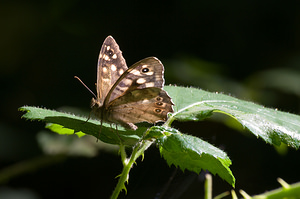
xmin=156 ymin=127 xmax=234 ymax=186
xmin=165 ymin=86 xmax=300 ymax=148
xmin=204 ymin=174 xmax=300 ymax=199
xmin=19 ymin=85 xmax=300 ymax=198
xmin=19 ymin=106 xmax=146 ymax=146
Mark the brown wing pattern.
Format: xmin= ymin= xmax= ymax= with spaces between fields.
xmin=91 ymin=36 xmax=173 ymax=131
xmin=96 ymin=36 xmax=128 ymax=105
xmin=107 ymin=88 xmax=174 ymax=130
xmin=106 ymin=57 xmax=165 ymax=105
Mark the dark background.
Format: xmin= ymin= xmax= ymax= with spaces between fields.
xmin=1 ymin=0 xmax=300 ymax=198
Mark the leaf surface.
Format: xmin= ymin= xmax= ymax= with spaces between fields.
xmin=19 ymin=106 xmax=145 ymax=146
xmin=154 ymin=126 xmax=235 ymax=186
xmin=165 ymin=86 xmax=300 ymax=148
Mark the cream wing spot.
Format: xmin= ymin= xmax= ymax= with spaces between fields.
xmin=103 ymin=78 xmax=110 ymax=82
xmin=103 ymin=55 xmax=110 ymax=61
xmin=142 ymin=99 xmax=150 ymax=103
xmin=123 ymin=78 xmax=132 ymax=86
xmin=145 ymin=82 xmax=155 ymax=87
xmin=145 ymin=71 xmax=154 ymax=75
xmin=106 ymin=46 xmax=111 ymax=51
xmin=102 ymin=67 xmax=108 ymax=73
xmin=131 ymin=69 xmax=141 ymax=76
xmin=119 ymin=68 xmax=124 ymax=75
xmin=136 ymin=78 xmax=146 ymax=84
xmin=112 ymin=54 xmax=117 ymax=59
xmin=111 ymin=64 xmax=117 ymax=71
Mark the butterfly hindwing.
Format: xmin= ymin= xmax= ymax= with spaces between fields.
xmin=108 ymin=88 xmax=174 ymax=130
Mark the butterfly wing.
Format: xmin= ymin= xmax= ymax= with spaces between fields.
xmin=104 ymin=57 xmax=174 ymax=129
xmin=105 ymin=57 xmax=165 ymax=105
xmin=91 ymin=36 xmax=173 ymax=131
xmin=96 ymin=36 xmax=128 ymax=105
xmin=108 ymin=88 xmax=174 ymax=129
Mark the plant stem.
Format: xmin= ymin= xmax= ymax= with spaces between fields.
xmin=119 ymin=143 xmax=128 ymax=166
xmin=252 ymin=179 xmax=300 ymax=199
xmin=204 ymin=173 xmax=212 ymax=199
xmin=110 ymin=139 xmax=154 ymax=199
xmin=163 ymin=114 xmax=175 ymax=128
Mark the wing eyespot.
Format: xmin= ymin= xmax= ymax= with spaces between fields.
xmin=155 ymin=108 xmax=162 ymax=113
xmin=142 ymin=68 xmax=149 ymax=73
xmin=156 ymin=102 xmax=163 ymax=106
xmin=156 ymin=97 xmax=162 ymax=101
xmin=107 ymin=49 xmax=114 ymax=57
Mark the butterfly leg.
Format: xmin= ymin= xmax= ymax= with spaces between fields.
xmin=83 ymin=111 xmax=92 ymax=124
xmin=75 ymin=112 xmax=92 ymax=136
xmin=116 ymin=120 xmax=138 ymax=131
xmin=114 ymin=124 xmax=124 ymax=144
xmin=96 ymin=119 xmax=103 ymax=142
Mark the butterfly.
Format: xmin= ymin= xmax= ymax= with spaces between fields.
xmin=76 ymin=36 xmax=173 ymax=133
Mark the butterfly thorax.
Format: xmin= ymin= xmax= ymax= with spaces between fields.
xmin=91 ymin=97 xmax=105 ymax=119
xmin=91 ymin=97 xmax=120 ymax=126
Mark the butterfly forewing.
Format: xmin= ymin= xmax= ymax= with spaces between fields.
xmin=106 ymin=57 xmax=165 ymax=105
xmin=126 ymin=57 xmax=165 ymax=89
xmin=96 ymin=36 xmax=128 ymax=105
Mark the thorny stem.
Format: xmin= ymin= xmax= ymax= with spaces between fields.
xmin=110 ymin=135 xmax=154 ymax=199
xmin=110 ymin=113 xmax=175 ymax=199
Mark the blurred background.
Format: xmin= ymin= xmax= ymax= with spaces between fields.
xmin=1 ymin=0 xmax=300 ymax=198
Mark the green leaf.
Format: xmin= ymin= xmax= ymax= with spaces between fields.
xmin=156 ymin=126 xmax=235 ymax=187
xmin=19 ymin=106 xmax=146 ymax=146
xmin=164 ymin=86 xmax=300 ymax=148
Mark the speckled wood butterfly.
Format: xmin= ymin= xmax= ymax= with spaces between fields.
xmin=76 ymin=36 xmax=173 ymax=132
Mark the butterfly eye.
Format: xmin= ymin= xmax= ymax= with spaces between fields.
xmin=142 ymin=68 xmax=149 ymax=73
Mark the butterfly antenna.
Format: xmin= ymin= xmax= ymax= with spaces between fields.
xmin=74 ymin=76 xmax=97 ymax=98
